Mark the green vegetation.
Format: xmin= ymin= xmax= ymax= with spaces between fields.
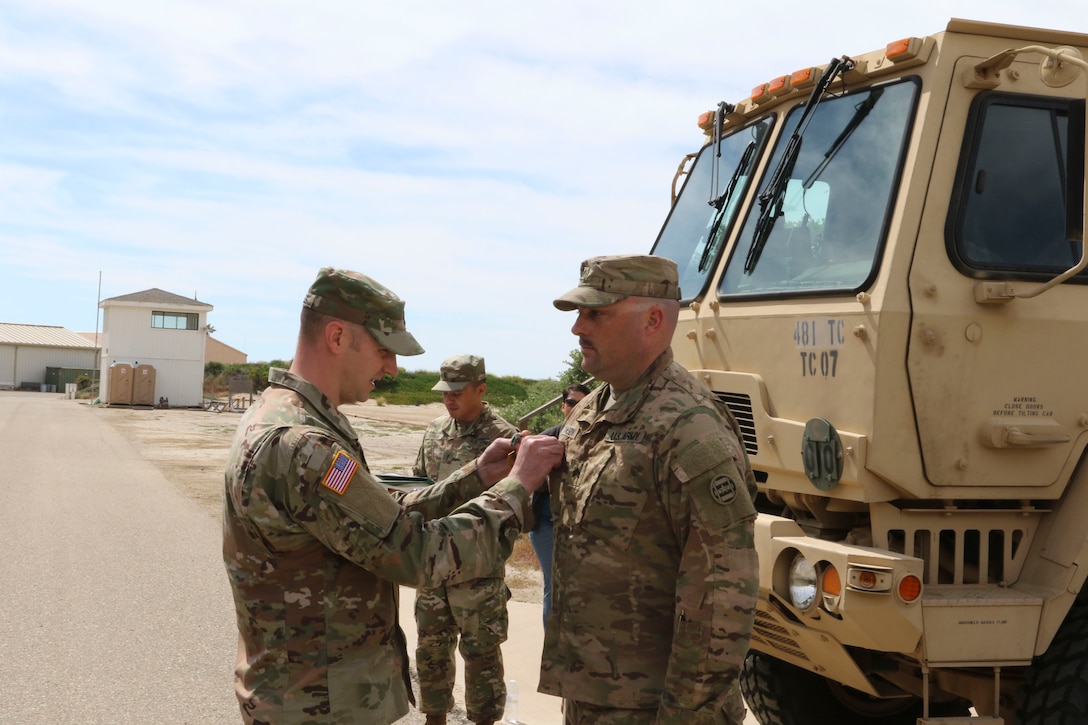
xmin=368 ymin=368 xmax=439 ymax=405
xmin=495 ymin=349 xmax=598 ymax=432
xmin=371 ymin=369 xmax=532 ymax=407
xmin=203 ymin=350 xmax=597 ymax=432
xmin=73 ymin=372 xmax=99 ymax=399
xmin=203 ymin=360 xmax=291 ymax=397
xmin=496 ymin=379 xmax=567 ymax=432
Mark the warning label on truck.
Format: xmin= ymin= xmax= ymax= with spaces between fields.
xmin=991 ymin=396 xmax=1054 ymax=418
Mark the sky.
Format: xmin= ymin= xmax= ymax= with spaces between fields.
xmin=1 ymin=1 xmax=1085 ymax=378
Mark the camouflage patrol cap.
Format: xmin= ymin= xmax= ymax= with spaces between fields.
xmin=553 ymin=254 xmax=681 ymax=311
xmin=432 ymin=354 xmax=486 ymax=392
xmin=303 ymin=267 xmax=424 ymax=356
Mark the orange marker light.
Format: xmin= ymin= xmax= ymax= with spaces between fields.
xmin=822 ymin=565 xmax=842 ymax=596
xmin=821 ymin=565 xmax=842 ymax=612
xmin=790 ymin=67 xmax=817 ymax=87
xmin=767 ymin=75 xmax=789 ymax=94
xmin=698 ymin=110 xmax=714 ymax=129
xmin=750 ymin=83 xmax=769 ymax=102
xmin=857 ymin=570 xmax=878 ymax=590
xmin=898 ymin=574 xmax=923 ymax=602
xmin=886 ymin=37 xmax=920 ymax=62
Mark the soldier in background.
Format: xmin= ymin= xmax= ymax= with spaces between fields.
xmin=539 ymin=255 xmax=758 ymax=725
xmin=222 ymin=268 xmax=562 ymax=725
xmin=413 ymin=354 xmax=518 ymax=725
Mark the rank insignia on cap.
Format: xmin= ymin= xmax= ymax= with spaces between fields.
xmin=710 ymin=475 xmax=738 ymax=505
xmin=322 ymin=451 xmax=359 ymax=495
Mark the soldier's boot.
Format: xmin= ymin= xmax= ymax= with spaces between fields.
xmin=424 ymin=715 xmax=446 ymax=725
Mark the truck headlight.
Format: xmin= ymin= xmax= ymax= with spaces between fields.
xmin=788 ymin=553 xmax=818 ymax=610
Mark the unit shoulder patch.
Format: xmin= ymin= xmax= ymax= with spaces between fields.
xmin=710 ymin=474 xmax=738 ymax=505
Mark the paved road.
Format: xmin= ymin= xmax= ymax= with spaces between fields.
xmin=0 ymin=392 xmax=240 ymax=724
xmin=0 ymin=392 xmax=760 ymax=724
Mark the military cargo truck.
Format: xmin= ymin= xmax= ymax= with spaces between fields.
xmin=649 ymin=18 xmax=1088 ymax=724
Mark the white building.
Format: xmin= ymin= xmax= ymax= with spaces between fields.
xmin=0 ymin=323 xmax=97 ymax=391
xmin=98 ymin=288 xmax=213 ymax=408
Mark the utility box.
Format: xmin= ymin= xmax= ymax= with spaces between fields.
xmin=132 ymin=364 xmax=156 ymax=406
xmin=228 ymin=373 xmax=254 ymax=412
xmin=45 ymin=367 xmax=96 ymax=391
xmin=108 ymin=363 xmax=133 ymax=405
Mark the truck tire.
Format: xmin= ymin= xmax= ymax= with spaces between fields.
xmin=741 ymin=651 xmax=965 ymax=725
xmin=1018 ymin=591 xmax=1088 ymax=724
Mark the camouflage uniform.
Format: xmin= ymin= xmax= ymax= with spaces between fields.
xmin=223 ymin=368 xmax=530 ymax=725
xmin=539 ymin=254 xmax=758 ymax=725
xmin=413 ymin=400 xmax=518 ymax=724
xmin=414 ymin=403 xmax=518 ymax=482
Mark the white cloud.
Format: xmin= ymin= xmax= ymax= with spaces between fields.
xmin=0 ymin=1 xmax=1085 ymax=376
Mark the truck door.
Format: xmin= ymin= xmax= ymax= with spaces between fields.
xmin=907 ymin=56 xmax=1088 ymax=490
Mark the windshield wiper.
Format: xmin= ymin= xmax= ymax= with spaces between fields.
xmin=803 ymin=86 xmax=884 ymax=189
xmin=707 ymin=101 xmax=731 ymax=206
xmin=744 ymin=56 xmax=856 ymax=275
xmin=699 ymin=139 xmax=757 ymax=271
xmin=712 ymin=139 xmax=756 ymax=212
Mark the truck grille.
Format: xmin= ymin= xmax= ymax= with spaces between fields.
xmin=714 ymin=392 xmax=758 ymax=456
xmin=875 ymin=505 xmax=1041 ymax=585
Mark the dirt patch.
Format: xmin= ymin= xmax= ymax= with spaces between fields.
xmin=91 ymin=400 xmax=543 ymax=604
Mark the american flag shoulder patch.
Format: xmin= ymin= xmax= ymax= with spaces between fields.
xmin=321 ymin=450 xmax=359 ymax=495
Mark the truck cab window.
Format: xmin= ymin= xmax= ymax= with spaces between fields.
xmin=652 ymin=117 xmax=772 ymax=301
xmin=950 ymin=95 xmax=1082 ymax=275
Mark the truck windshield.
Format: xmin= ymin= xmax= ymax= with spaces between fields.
xmin=651 ymin=117 xmax=772 ymax=300
xmin=719 ymin=78 xmax=918 ymax=297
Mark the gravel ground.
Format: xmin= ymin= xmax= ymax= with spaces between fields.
xmin=92 ymin=397 xmax=537 ymax=725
